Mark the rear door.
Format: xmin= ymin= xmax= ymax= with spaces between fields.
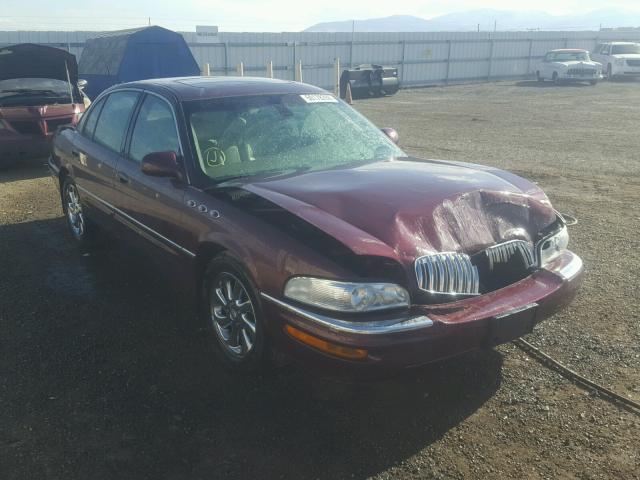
xmin=73 ymin=90 xmax=141 ymax=214
xmin=114 ymin=92 xmax=190 ymax=257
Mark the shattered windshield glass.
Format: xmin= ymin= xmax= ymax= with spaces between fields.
xmin=185 ymin=93 xmax=406 ymax=184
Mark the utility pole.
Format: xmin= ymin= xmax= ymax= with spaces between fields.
xmin=494 ymin=20 xmax=497 ymax=32
xmin=148 ymin=17 xmax=151 ymax=26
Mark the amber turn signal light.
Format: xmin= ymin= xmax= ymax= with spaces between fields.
xmin=284 ymin=324 xmax=368 ymax=360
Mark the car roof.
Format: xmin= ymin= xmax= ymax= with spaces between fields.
xmin=601 ymin=42 xmax=638 ymax=45
xmin=118 ymin=76 xmax=328 ymax=102
xmin=549 ymin=49 xmax=588 ymax=53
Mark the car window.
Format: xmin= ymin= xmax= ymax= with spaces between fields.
xmin=79 ymin=96 xmax=106 ymax=139
xmin=611 ymin=44 xmax=640 ymax=55
xmin=93 ymin=91 xmax=140 ymax=153
xmin=129 ymin=94 xmax=180 ymax=163
xmin=601 ymin=45 xmax=610 ymax=55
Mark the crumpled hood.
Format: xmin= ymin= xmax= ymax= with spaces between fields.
xmin=243 ymin=159 xmax=556 ymax=263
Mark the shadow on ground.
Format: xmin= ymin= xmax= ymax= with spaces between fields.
xmin=0 ymin=218 xmax=504 ymax=480
xmin=0 ymin=158 xmax=50 ymax=182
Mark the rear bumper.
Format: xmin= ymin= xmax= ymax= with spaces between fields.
xmin=0 ymin=133 xmax=50 ymax=164
xmin=262 ymin=250 xmax=584 ymax=378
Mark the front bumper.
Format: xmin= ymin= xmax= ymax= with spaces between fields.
xmin=262 ymin=250 xmax=583 ymax=377
xmin=559 ymin=73 xmax=601 ymax=81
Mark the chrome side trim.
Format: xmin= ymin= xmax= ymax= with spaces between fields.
xmin=76 ymin=185 xmax=196 ymax=258
xmin=260 ymin=293 xmax=434 ymax=335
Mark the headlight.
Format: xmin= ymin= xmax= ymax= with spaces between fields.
xmin=538 ymin=225 xmax=569 ymax=267
xmin=284 ymin=277 xmax=410 ymax=313
xmin=615 ymin=58 xmax=625 ymax=66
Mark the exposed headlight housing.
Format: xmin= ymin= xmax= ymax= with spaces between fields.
xmin=538 ymin=225 xmax=569 ymax=267
xmin=284 ymin=277 xmax=410 ymax=313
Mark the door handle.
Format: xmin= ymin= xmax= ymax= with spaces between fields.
xmin=118 ymin=173 xmax=130 ymax=184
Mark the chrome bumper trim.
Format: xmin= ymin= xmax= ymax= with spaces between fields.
xmin=48 ymin=156 xmax=60 ymax=175
xmin=260 ymin=293 xmax=434 ymax=335
xmin=551 ymin=252 xmax=583 ymax=280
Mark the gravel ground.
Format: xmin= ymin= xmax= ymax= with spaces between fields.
xmin=1 ymin=80 xmax=639 ymax=479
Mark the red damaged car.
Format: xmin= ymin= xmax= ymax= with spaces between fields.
xmin=0 ymin=43 xmax=86 ymax=167
xmin=49 ymin=77 xmax=583 ymax=377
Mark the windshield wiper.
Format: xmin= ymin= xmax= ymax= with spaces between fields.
xmin=204 ymin=166 xmax=311 ymax=190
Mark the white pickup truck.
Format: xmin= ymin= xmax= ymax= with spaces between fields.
xmin=592 ymin=42 xmax=640 ymax=79
xmin=536 ymin=49 xmax=602 ymax=85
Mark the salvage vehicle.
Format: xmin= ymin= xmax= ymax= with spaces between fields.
xmin=536 ymin=49 xmax=602 ymax=85
xmin=591 ymin=42 xmax=640 ymax=79
xmin=0 ymin=43 xmax=86 ymax=167
xmin=49 ymin=77 xmax=583 ymax=376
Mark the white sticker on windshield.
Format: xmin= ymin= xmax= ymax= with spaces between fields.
xmin=300 ymin=94 xmax=338 ymax=103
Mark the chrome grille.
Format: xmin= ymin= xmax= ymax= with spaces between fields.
xmin=567 ymin=68 xmax=596 ymax=76
xmin=627 ymin=59 xmax=640 ymax=67
xmin=485 ymin=240 xmax=535 ymax=270
xmin=415 ymin=253 xmax=480 ymax=295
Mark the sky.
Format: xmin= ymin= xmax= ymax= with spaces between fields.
xmin=1 ymin=0 xmax=640 ymax=32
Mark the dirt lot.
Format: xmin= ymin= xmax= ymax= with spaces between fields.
xmin=1 ymin=80 xmax=639 ymax=479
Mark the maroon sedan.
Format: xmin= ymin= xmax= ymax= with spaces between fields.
xmin=0 ymin=44 xmax=86 ymax=167
xmin=49 ymin=77 xmax=583 ymax=376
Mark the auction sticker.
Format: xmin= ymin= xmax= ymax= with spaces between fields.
xmin=300 ymin=94 xmax=338 ymax=103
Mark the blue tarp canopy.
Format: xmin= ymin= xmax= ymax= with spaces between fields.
xmin=79 ymin=26 xmax=200 ymax=99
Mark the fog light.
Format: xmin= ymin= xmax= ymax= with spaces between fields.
xmin=284 ymin=324 xmax=368 ymax=360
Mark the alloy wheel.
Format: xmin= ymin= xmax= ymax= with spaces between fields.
xmin=209 ymin=272 xmax=257 ymax=359
xmin=65 ymin=183 xmax=85 ymax=239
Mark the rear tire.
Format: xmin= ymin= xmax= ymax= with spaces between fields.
xmin=61 ymin=176 xmax=96 ymax=250
xmin=201 ymin=253 xmax=270 ymax=373
xmin=536 ymin=71 xmax=544 ymax=82
xmin=552 ymin=72 xmax=560 ymax=85
xmin=590 ymin=79 xmax=598 ymax=86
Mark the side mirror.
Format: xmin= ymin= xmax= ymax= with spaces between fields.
xmin=77 ymin=79 xmax=88 ymax=89
xmin=381 ymin=127 xmax=399 ymax=144
xmin=141 ymin=151 xmax=183 ymax=180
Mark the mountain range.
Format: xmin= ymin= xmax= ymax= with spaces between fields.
xmin=304 ymin=9 xmax=640 ymax=32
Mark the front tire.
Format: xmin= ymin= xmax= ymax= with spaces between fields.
xmin=552 ymin=72 xmax=560 ymax=85
xmin=607 ymin=64 xmax=613 ymax=80
xmin=202 ymin=254 xmax=269 ymax=372
xmin=590 ymin=79 xmax=598 ymax=86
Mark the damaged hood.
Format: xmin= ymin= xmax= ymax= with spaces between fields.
xmin=0 ymin=44 xmax=78 ymax=83
xmin=243 ymin=159 xmax=556 ymax=262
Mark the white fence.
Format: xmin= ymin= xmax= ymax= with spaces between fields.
xmin=2 ymin=30 xmax=640 ymax=90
